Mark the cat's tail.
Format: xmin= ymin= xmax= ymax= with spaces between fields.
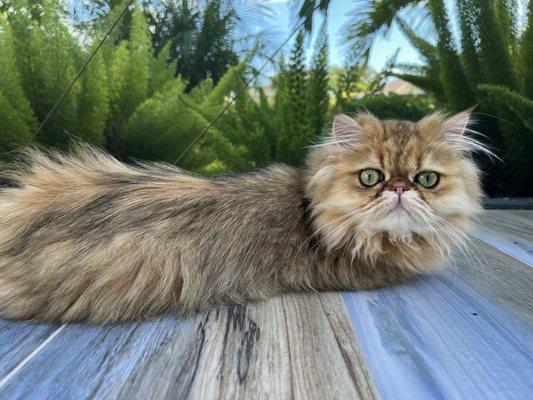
xmin=0 ymin=145 xmax=183 ymax=323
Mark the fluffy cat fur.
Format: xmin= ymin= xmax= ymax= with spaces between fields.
xmin=0 ymin=110 xmax=485 ymax=323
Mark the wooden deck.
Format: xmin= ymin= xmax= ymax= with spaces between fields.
xmin=0 ymin=210 xmax=531 ymax=399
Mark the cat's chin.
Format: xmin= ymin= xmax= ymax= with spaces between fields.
xmin=372 ymin=207 xmax=430 ymax=237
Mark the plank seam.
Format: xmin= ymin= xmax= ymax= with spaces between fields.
xmin=0 ymin=323 xmax=67 ymax=390
xmin=336 ymin=294 xmax=380 ymax=400
xmin=280 ymin=298 xmax=295 ymax=400
xmin=471 ymin=228 xmax=532 ymax=267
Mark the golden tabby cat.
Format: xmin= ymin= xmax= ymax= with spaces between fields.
xmin=0 ymin=110 xmax=485 ymax=323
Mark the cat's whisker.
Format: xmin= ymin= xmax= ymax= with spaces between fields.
xmin=433 ymin=223 xmax=467 ymax=281
xmin=318 ymin=198 xmax=388 ymax=252
xmin=408 ymin=208 xmax=452 ymax=260
xmin=422 ymin=221 xmax=464 ymax=282
xmin=436 ymin=218 xmax=488 ymax=278
xmin=431 ymin=217 xmax=483 ymax=280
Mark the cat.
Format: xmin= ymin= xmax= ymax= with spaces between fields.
xmin=0 ymin=110 xmax=485 ymax=324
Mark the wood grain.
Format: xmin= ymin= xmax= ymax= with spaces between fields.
xmin=187 ymin=293 xmax=378 ymax=400
xmin=506 ymin=210 xmax=533 ymax=223
xmin=0 ymin=293 xmax=377 ymax=400
xmin=343 ymin=272 xmax=533 ymax=400
xmin=0 ymin=316 xmax=205 ymax=399
xmin=455 ymin=237 xmax=533 ymax=325
xmin=0 ymin=319 xmax=60 ymax=380
xmin=473 ymin=210 xmax=533 ymax=265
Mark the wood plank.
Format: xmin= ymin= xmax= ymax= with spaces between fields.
xmin=342 ymin=242 xmax=533 ymax=400
xmin=0 ymin=293 xmax=378 ymax=400
xmin=473 ymin=210 xmax=533 ymax=265
xmin=506 ymin=210 xmax=533 ymax=223
xmin=454 ymin=237 xmax=533 ymax=326
xmin=0 ymin=316 xmax=204 ymax=399
xmin=0 ymin=319 xmax=60 ymax=380
xmin=187 ymin=293 xmax=377 ymax=400
xmin=481 ymin=210 xmax=533 ymax=235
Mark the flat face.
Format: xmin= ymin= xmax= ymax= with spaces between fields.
xmin=307 ymin=112 xmax=483 ymax=252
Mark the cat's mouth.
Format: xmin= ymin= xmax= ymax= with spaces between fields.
xmin=376 ymin=199 xmax=439 ymax=236
xmin=370 ymin=200 xmax=422 ymax=234
xmin=388 ymin=201 xmax=411 ymax=216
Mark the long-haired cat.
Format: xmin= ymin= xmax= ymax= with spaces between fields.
xmin=0 ymin=110 xmax=485 ymax=323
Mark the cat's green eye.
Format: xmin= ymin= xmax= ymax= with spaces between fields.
xmin=415 ymin=171 xmax=440 ymax=189
xmin=359 ymin=169 xmax=384 ymax=187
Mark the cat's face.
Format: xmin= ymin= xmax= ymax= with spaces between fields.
xmin=306 ymin=111 xmax=484 ymax=265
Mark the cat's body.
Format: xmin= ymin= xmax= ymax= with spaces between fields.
xmin=0 ymin=111 xmax=484 ymax=323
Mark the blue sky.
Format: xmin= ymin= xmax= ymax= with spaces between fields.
xmin=264 ymin=0 xmax=424 ymax=70
xmin=64 ymin=0 xmax=425 ymax=70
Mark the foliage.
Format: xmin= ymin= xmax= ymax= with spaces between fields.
xmin=146 ymin=0 xmax=239 ymax=91
xmin=123 ymin=78 xmax=249 ymax=171
xmin=276 ymin=32 xmax=309 ymax=165
xmin=77 ymin=51 xmax=109 ymax=145
xmin=343 ymin=93 xmax=436 ymax=121
xmin=105 ymin=7 xmax=151 ymax=155
xmin=0 ymin=14 xmax=36 ymax=149
xmin=1 ymin=0 xmax=530 ymax=196
xmin=272 ymin=56 xmax=292 ymax=161
xmin=428 ymin=0 xmax=473 ymax=110
xmin=456 ymin=0 xmax=481 ymax=90
xmin=296 ymin=0 xmax=426 ymax=61
xmin=0 ymin=0 xmax=257 ymax=173
xmin=7 ymin=0 xmax=82 ymax=147
xmin=521 ymin=0 xmax=533 ymax=98
xmin=475 ymin=1 xmax=516 ymax=89
xmin=476 ymin=84 xmax=533 ymax=195
xmin=394 ymin=18 xmax=444 ymax=101
xmin=331 ymin=63 xmax=372 ymax=108
xmin=307 ymin=22 xmax=330 ymax=141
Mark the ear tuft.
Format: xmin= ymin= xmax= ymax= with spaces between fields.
xmin=438 ymin=106 xmax=496 ymax=157
xmin=332 ymin=114 xmax=362 ymax=145
xmin=443 ymin=106 xmax=476 ymax=136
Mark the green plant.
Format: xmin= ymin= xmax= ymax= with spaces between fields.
xmin=343 ymin=93 xmax=436 ymax=121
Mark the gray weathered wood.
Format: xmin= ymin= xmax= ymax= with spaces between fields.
xmin=0 ymin=293 xmax=377 ymax=400
xmin=343 ymin=272 xmax=533 ymax=399
xmin=455 ymin=237 xmax=533 ymax=326
xmin=187 ymin=293 xmax=378 ymax=400
xmin=473 ymin=210 xmax=533 ymax=265
xmin=506 ymin=209 xmax=533 ymax=223
xmin=0 ymin=319 xmax=60 ymax=380
xmin=0 ymin=316 xmax=204 ymax=399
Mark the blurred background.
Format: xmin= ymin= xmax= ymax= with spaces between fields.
xmin=0 ymin=0 xmax=531 ymax=196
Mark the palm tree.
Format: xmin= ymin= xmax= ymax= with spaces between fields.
xmin=296 ymin=1 xmax=471 ymax=104
xmin=295 ymin=0 xmax=425 ymax=59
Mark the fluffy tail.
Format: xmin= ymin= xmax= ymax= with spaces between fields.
xmin=0 ymin=145 xmax=184 ymax=323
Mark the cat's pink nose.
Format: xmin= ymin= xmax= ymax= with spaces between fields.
xmin=384 ymin=178 xmax=414 ymax=198
xmin=391 ymin=185 xmax=409 ymax=196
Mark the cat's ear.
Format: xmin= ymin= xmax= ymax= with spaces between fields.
xmin=438 ymin=106 xmax=494 ymax=155
xmin=442 ymin=106 xmax=476 ymax=136
xmin=332 ymin=114 xmax=362 ymax=145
